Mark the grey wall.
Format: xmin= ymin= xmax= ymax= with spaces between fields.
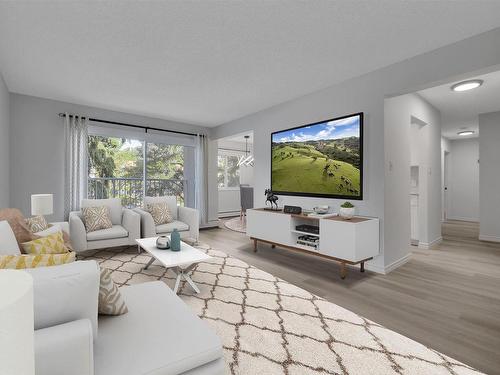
xmin=0 ymin=72 xmax=9 ymax=207
xmin=385 ymin=94 xmax=442 ymax=261
xmin=211 ymin=28 xmax=500 ymax=273
xmin=9 ymin=93 xmax=210 ymax=221
xmin=447 ymin=138 xmax=479 ymax=222
xmin=479 ymin=111 xmax=500 ymax=242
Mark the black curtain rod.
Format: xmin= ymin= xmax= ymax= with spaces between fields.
xmin=58 ymin=113 xmax=204 ymax=138
xmin=218 ymin=147 xmax=247 ymax=153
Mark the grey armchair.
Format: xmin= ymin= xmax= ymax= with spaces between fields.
xmin=69 ymin=198 xmax=140 ymax=253
xmin=240 ymin=185 xmax=254 ymax=221
xmin=134 ymin=196 xmax=199 ymax=241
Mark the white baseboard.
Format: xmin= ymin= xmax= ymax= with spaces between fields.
xmin=218 ymin=211 xmax=240 ymax=218
xmin=418 ymin=236 xmax=442 ymax=249
xmin=365 ymin=253 xmax=411 ymax=275
xmin=446 ymin=216 xmax=479 ymax=222
xmin=479 ymin=234 xmax=500 ymax=243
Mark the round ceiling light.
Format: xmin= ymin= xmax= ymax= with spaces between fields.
xmin=457 ymin=130 xmax=475 ymax=136
xmin=451 ymin=79 xmax=483 ymax=92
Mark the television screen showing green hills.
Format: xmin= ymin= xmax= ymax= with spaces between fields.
xmin=271 ymin=113 xmax=362 ymax=198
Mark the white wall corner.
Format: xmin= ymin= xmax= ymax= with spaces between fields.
xmin=418 ymin=236 xmax=443 ymax=249
xmin=365 ymin=253 xmax=411 ymax=274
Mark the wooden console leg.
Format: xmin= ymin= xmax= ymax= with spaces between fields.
xmin=360 ymin=262 xmax=365 ymax=273
xmin=253 ymin=239 xmax=258 ymax=253
xmin=340 ymin=262 xmax=347 ymax=279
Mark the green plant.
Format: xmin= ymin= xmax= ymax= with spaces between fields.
xmin=341 ymin=201 xmax=354 ymax=208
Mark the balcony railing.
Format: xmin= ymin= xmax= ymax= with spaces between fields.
xmin=88 ymin=177 xmax=187 ymax=208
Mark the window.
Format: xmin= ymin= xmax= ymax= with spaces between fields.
xmin=88 ymin=133 xmax=190 ymax=207
xmin=218 ymin=151 xmax=242 ymax=189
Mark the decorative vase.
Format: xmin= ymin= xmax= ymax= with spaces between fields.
xmin=339 ymin=207 xmax=355 ymax=220
xmin=156 ymin=235 xmax=170 ymax=250
xmin=170 ymin=229 xmax=181 ymax=251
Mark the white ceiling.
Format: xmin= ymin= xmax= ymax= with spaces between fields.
xmin=1 ymin=1 xmax=500 ymax=127
xmin=419 ymin=70 xmax=500 ymax=139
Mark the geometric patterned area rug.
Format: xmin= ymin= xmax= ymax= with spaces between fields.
xmin=79 ymin=243 xmax=482 ymax=375
xmin=223 ymin=217 xmax=247 ymax=233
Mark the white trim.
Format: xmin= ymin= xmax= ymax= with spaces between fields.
xmin=446 ymin=216 xmax=479 ymax=223
xmin=479 ymin=234 xmax=500 ymax=243
xmin=218 ymin=211 xmax=240 ymax=218
xmin=418 ymin=236 xmax=443 ymax=249
xmin=365 ymin=253 xmax=411 ymax=274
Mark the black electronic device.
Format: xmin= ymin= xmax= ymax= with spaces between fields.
xmin=283 ymin=205 xmax=302 ymax=214
xmin=295 ymin=224 xmax=320 ymax=235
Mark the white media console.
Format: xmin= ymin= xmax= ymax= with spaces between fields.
xmin=246 ymin=208 xmax=380 ymax=279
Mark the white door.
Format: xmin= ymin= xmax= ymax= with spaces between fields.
xmin=444 ymin=151 xmax=450 ymax=221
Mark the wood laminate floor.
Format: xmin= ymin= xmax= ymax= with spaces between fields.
xmin=200 ymin=219 xmax=500 ymax=375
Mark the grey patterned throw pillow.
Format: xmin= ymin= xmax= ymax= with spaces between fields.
xmin=26 ymin=215 xmax=49 ymax=233
xmin=146 ymin=202 xmax=173 ymax=225
xmin=98 ymin=268 xmax=128 ymax=315
xmin=82 ymin=206 xmax=113 ymax=233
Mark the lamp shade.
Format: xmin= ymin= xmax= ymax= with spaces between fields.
xmin=0 ymin=270 xmax=35 ymax=375
xmin=31 ymin=194 xmax=53 ymax=216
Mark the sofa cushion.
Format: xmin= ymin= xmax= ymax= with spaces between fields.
xmin=94 ymin=281 xmax=222 ymax=375
xmin=86 ymin=225 xmax=128 ymax=241
xmin=21 ymin=231 xmax=70 ymax=255
xmin=156 ymin=220 xmax=189 ymax=234
xmin=0 ymin=252 xmax=76 ymax=269
xmin=0 ymin=208 xmax=37 ymax=249
xmin=0 ymin=220 xmax=21 ymax=255
xmin=98 ymin=268 xmax=128 ymax=316
xmin=82 ymin=206 xmax=113 ymax=233
xmin=81 ymin=198 xmax=122 ymax=225
xmin=144 ymin=196 xmax=178 ymax=220
xmin=26 ymin=215 xmax=50 ymax=233
xmin=25 ymin=260 xmax=100 ymax=337
xmin=146 ymin=202 xmax=173 ymax=225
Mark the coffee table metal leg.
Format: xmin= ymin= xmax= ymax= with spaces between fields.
xmin=183 ymin=274 xmax=200 ymax=293
xmin=172 ymin=264 xmax=200 ymax=294
xmin=144 ymin=256 xmax=155 ymax=270
xmin=173 ymin=272 xmax=182 ymax=294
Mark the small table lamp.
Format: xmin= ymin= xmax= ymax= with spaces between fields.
xmin=0 ymin=270 xmax=35 ymax=375
xmin=31 ymin=193 xmax=53 ymax=216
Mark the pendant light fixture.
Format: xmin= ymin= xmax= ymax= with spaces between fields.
xmin=238 ymin=135 xmax=254 ymax=167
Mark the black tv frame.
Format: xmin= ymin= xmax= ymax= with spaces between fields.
xmin=270 ymin=112 xmax=364 ymax=200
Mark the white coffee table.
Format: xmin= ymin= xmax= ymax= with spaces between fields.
xmin=135 ymin=237 xmax=211 ymax=294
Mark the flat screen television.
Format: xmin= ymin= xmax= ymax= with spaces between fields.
xmin=271 ymin=112 xmax=363 ymax=200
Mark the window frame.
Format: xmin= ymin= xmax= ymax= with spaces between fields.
xmin=87 ymin=124 xmax=195 ymax=207
xmin=218 ymin=149 xmax=245 ymax=191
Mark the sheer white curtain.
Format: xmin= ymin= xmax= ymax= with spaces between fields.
xmin=64 ymin=113 xmax=88 ymax=219
xmin=195 ymin=134 xmax=208 ymax=229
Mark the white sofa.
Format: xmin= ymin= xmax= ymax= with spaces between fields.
xmin=26 ymin=260 xmax=224 ymax=375
xmin=134 ymin=196 xmax=199 ymax=240
xmin=69 ymin=198 xmax=140 ymax=253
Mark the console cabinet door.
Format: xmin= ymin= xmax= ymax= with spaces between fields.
xmin=319 ymin=218 xmax=380 ymax=262
xmin=247 ymin=210 xmax=292 ymax=245
xmin=319 ymin=220 xmax=356 ymax=261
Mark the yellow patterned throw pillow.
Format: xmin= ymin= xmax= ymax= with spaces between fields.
xmin=21 ymin=231 xmax=70 ymax=255
xmin=146 ymin=202 xmax=173 ymax=225
xmin=82 ymin=206 xmax=113 ymax=233
xmin=0 ymin=252 xmax=76 ymax=269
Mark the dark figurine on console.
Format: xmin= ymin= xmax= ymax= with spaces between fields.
xmin=264 ymin=189 xmax=279 ymax=210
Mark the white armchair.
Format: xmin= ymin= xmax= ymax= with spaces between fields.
xmin=134 ymin=196 xmax=199 ymax=241
xmin=69 ymin=198 xmax=140 ymax=253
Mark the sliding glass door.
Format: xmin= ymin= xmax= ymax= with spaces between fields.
xmin=87 ymin=129 xmax=195 ymax=208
